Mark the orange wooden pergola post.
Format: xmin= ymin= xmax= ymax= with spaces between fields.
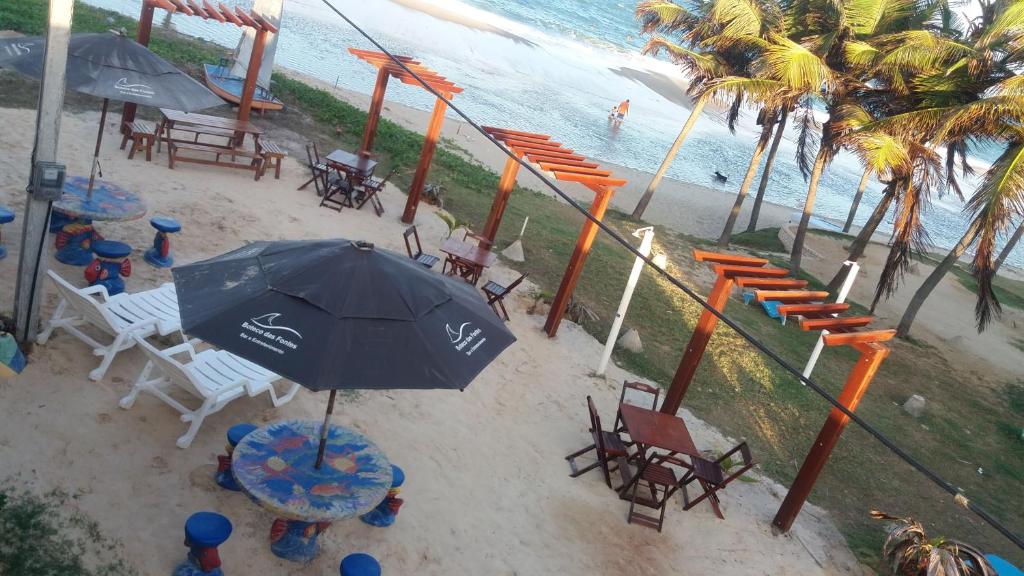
xmin=772 ymin=328 xmax=895 ymax=532
xmin=481 ymin=155 xmax=522 ymax=244
xmin=124 ymin=0 xmax=277 ymax=129
xmin=347 ymin=49 xmax=463 ymax=223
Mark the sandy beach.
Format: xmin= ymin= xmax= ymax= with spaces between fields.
xmin=0 ymin=106 xmax=870 ymax=575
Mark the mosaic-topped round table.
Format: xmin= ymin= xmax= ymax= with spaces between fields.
xmin=232 ymin=420 xmax=392 ymax=563
xmin=52 ymin=177 xmax=147 ymax=265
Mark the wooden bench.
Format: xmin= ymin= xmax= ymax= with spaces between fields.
xmin=120 ymin=121 xmax=156 ymax=162
xmin=157 ymin=124 xmax=236 ymax=152
xmin=168 ymin=142 xmax=264 ymax=180
xmin=258 ymin=139 xmax=287 ymax=180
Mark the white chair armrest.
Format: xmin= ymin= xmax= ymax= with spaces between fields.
xmin=245 ymin=380 xmax=271 ymax=396
xmin=80 ymin=283 xmax=111 ymax=302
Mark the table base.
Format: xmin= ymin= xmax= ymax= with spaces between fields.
xmin=270 ymin=518 xmax=331 ymax=563
xmin=54 ymin=220 xmax=103 ymax=266
xmin=173 ymin=558 xmax=224 ymax=576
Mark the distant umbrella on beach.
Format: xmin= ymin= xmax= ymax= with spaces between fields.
xmin=0 ymin=31 xmax=223 ymax=197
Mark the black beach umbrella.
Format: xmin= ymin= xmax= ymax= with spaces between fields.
xmin=0 ymin=32 xmax=224 ymax=196
xmin=172 ymin=239 xmax=517 ymax=466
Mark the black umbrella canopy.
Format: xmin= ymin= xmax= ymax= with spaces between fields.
xmin=0 ymin=32 xmax=224 ymax=111
xmin=172 ymin=240 xmax=517 ymax=392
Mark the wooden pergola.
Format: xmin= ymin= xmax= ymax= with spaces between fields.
xmin=660 ymin=249 xmax=896 ymax=532
xmin=479 ymin=126 xmax=627 ymax=337
xmin=123 ymin=0 xmax=278 ymax=128
xmin=347 ymin=48 xmax=463 ymax=224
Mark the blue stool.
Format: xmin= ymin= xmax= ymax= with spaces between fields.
xmin=0 ymin=206 xmax=14 ymax=260
xmin=144 ymin=216 xmax=181 ymax=268
xmin=216 ymin=423 xmax=258 ymax=491
xmin=360 ymin=465 xmax=404 ymax=527
xmin=340 ymin=553 xmax=381 ymax=576
xmin=86 ymin=240 xmax=132 ymax=296
xmin=49 ymin=210 xmax=73 ymax=233
xmin=173 ymin=512 xmax=232 ymax=576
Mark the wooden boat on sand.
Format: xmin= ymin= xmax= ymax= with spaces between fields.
xmin=203 ymin=63 xmax=284 ymax=112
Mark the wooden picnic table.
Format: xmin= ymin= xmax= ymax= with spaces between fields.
xmin=440 ymin=237 xmax=497 ymax=285
xmin=156 ymin=108 xmax=263 ymax=150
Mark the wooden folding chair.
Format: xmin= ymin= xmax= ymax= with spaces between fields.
xmin=403 ymin=226 xmax=441 ymax=269
xmin=481 ymin=273 xmax=528 ymax=321
xmin=566 ymin=396 xmax=631 ymax=490
xmin=355 ymin=170 xmax=393 ymax=217
xmin=680 ymin=441 xmax=755 ymax=519
xmin=627 ymin=458 xmax=680 ymax=532
xmin=613 ymin=381 xmax=660 ymax=435
xmin=299 ymin=142 xmax=329 ymax=192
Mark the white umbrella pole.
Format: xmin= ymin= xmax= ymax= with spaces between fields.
xmin=801 ymin=261 xmax=859 ymax=379
xmin=597 ymin=226 xmax=654 ymax=375
xmin=86 ymin=98 xmax=109 ymax=199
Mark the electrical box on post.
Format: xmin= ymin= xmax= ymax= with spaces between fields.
xmin=31 ymin=161 xmax=66 ymax=201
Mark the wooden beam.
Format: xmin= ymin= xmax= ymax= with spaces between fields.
xmin=545 ymin=187 xmax=614 ymax=337
xmin=551 ymin=172 xmax=627 ymax=188
xmin=251 ymin=12 xmax=278 ymax=34
xmin=402 ymin=96 xmax=448 ymax=223
xmin=776 ymin=302 xmax=850 ymax=317
xmin=202 ymin=0 xmax=225 ymax=21
xmin=524 ymin=152 xmax=589 ymax=164
xmin=502 ymin=138 xmax=570 ymax=153
xmin=753 ymin=290 xmax=830 ymax=303
xmin=823 ymin=330 xmax=896 ymax=346
xmin=186 ymin=0 xmax=208 ymax=18
xmin=694 ymin=249 xmax=769 ymax=266
xmin=799 ymin=316 xmax=873 ymax=331
xmin=714 ymin=264 xmax=789 ymax=279
xmin=233 ymin=6 xmax=259 ymax=28
xmin=167 ymin=0 xmax=193 ymax=15
xmin=360 ymin=68 xmax=390 ymax=155
xmin=773 ymin=344 xmax=890 ymax=531
xmin=529 ymin=157 xmax=599 ymax=169
xmin=734 ymin=278 xmax=809 ymax=290
xmin=236 ymin=28 xmax=267 ymax=126
xmin=483 ymin=126 xmax=550 ymax=139
xmin=537 ymin=163 xmax=612 ymax=177
xmin=148 ymin=0 xmax=177 ymax=11
xmin=481 ymin=155 xmax=522 ymax=245
xmin=219 ymin=3 xmax=243 ymax=25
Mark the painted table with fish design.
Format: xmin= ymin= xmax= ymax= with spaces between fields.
xmin=232 ymin=420 xmax=392 ymax=563
xmin=52 ymin=177 xmax=147 ymax=265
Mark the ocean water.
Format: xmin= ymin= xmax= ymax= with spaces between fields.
xmin=81 ymin=0 xmax=1022 ymax=267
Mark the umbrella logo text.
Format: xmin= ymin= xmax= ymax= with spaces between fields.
xmin=250 ymin=313 xmax=303 ymax=339
xmin=2 ymin=42 xmax=33 ymax=58
xmin=446 ymin=322 xmax=487 ymax=356
xmin=114 ymin=77 xmax=155 ymax=98
xmin=446 ymin=322 xmax=470 ymax=344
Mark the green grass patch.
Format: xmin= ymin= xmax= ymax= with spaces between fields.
xmin=730 ymin=227 xmax=786 ymax=253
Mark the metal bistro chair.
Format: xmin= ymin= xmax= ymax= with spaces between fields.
xmin=565 ymin=396 xmax=630 ymax=490
xmin=300 ymin=142 xmax=329 ymax=193
xmin=403 ymin=226 xmax=441 ymax=269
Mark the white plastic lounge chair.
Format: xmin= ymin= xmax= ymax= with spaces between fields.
xmin=119 ymin=335 xmax=300 ymax=448
xmin=36 ymin=270 xmax=181 ymax=381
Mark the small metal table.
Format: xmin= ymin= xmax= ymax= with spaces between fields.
xmin=232 ymin=420 xmax=392 ymax=563
xmin=52 ymin=176 xmax=147 ymax=265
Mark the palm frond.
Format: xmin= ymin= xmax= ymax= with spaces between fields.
xmin=709 ymin=0 xmax=766 ymax=37
xmin=759 ymin=35 xmax=835 ymax=92
xmin=934 ymin=96 xmax=1024 ymax=143
xmin=636 ymin=1 xmax=699 ymax=34
xmin=968 ymin=141 xmax=1024 ymax=330
xmin=979 ymin=0 xmax=1024 ymax=49
xmin=699 ymin=76 xmax=791 ymax=106
xmin=845 ymin=0 xmax=918 ymax=36
xmin=642 ymin=35 xmax=723 ymax=81
xmin=843 ymin=40 xmax=881 ymax=69
xmin=872 ymin=175 xmax=933 ymax=309
xmin=794 ymin=103 xmax=820 ymax=179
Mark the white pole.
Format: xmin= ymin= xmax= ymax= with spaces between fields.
xmin=597 ymin=227 xmax=655 ymax=375
xmin=801 ymin=261 xmax=860 ymax=379
xmin=14 ymin=0 xmax=74 ymax=344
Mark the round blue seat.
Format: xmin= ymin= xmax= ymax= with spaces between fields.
xmin=184 ymin=512 xmax=232 ymax=548
xmin=340 ymin=553 xmax=381 ymax=576
xmin=390 ymin=465 xmax=405 ymax=488
xmin=227 ymin=423 xmax=258 ymax=447
xmin=92 ymin=240 xmax=132 ymax=259
xmin=0 ymin=206 xmax=14 ymax=224
xmin=150 ymin=216 xmax=182 ymax=233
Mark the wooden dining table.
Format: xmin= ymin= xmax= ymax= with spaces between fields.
xmin=157 ymin=108 xmax=263 ymax=151
xmin=325 ymin=148 xmax=377 ymax=180
xmin=440 ymin=237 xmax=497 ymax=285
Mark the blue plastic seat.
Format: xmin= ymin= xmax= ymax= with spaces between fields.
xmin=0 ymin=206 xmax=14 ymax=224
xmin=340 ymin=553 xmax=381 ymax=576
xmin=92 ymin=240 xmax=132 ymax=259
xmin=390 ymin=465 xmax=405 ymax=488
xmin=185 ymin=512 xmax=232 ymax=548
xmin=150 ymin=216 xmax=182 ymax=233
xmin=227 ymin=423 xmax=258 ymax=447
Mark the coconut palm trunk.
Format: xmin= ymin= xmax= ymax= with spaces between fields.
xmin=896 ymin=225 xmax=979 ymax=338
xmin=790 ymin=143 xmax=830 ymax=273
xmin=746 ymin=108 xmax=788 ymax=233
xmin=632 ymin=95 xmax=709 ymax=220
xmin=843 ymin=167 xmax=871 ymax=233
xmin=718 ymin=115 xmax=776 ymax=246
xmin=994 ymin=219 xmax=1024 ymax=273
xmin=825 ymin=180 xmax=897 ymax=292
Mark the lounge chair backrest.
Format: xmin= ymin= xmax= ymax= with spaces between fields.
xmin=134 ymin=337 xmax=208 ymax=399
xmin=403 ymin=226 xmax=423 ymax=258
xmin=47 ymin=271 xmax=123 ymax=336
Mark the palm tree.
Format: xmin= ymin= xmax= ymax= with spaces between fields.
xmin=843 ymin=166 xmax=873 ymax=232
xmin=718 ymin=108 xmax=780 ymax=245
xmin=993 ymin=219 xmax=1024 ymax=272
xmin=631 ymin=0 xmax=772 ymax=220
xmin=746 ymin=106 xmax=789 ymax=232
xmin=870 ymin=511 xmax=994 ymax=575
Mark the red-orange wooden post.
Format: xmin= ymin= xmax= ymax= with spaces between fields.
xmin=237 ymin=27 xmax=267 ymax=128
xmin=360 ymin=68 xmax=390 ymax=155
xmin=402 ymin=96 xmax=449 ymax=224
xmin=481 ymin=154 xmax=522 ymax=246
xmin=544 ymin=186 xmax=613 ymax=337
xmin=122 ymin=1 xmax=157 ymax=129
xmin=772 ymin=342 xmax=890 ymax=532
